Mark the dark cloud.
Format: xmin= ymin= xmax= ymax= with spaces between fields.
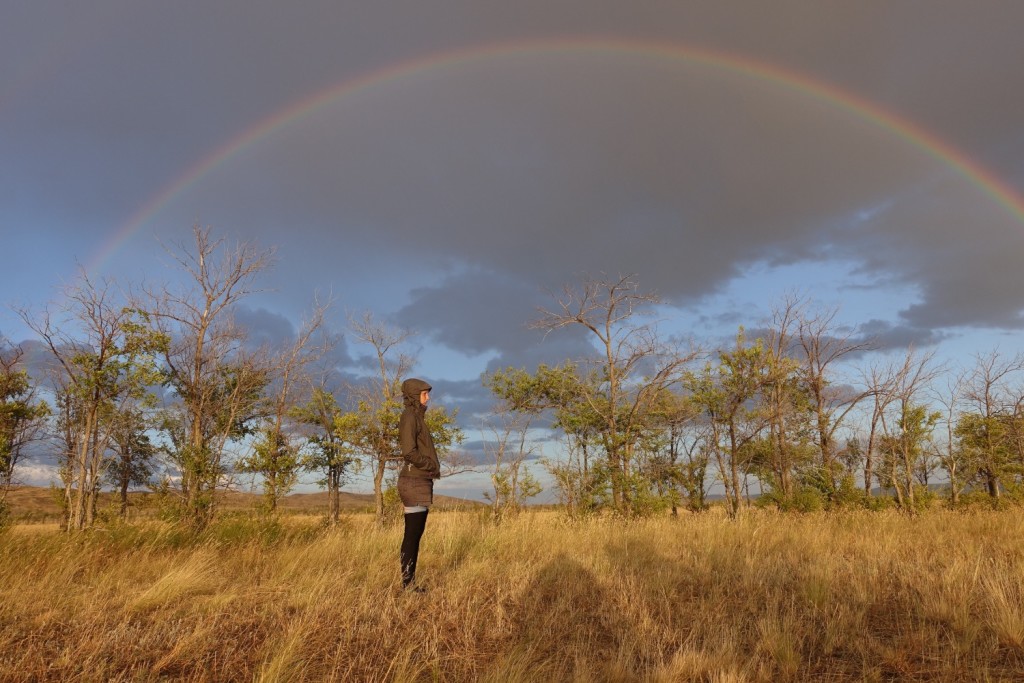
xmin=459 ymin=438 xmax=544 ymax=467
xmin=427 ymin=377 xmax=493 ymax=422
xmin=232 ymin=306 xmax=295 ymax=350
xmin=393 ymin=269 xmax=599 ymax=365
xmin=856 ymin=319 xmax=950 ymax=353
xmin=394 ymin=270 xmax=540 ymax=356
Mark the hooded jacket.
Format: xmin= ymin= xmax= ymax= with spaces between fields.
xmin=398 ymin=378 xmax=440 ymax=480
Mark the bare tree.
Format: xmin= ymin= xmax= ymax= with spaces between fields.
xmin=794 ymin=303 xmax=873 ymax=497
xmin=860 ymin=357 xmax=905 ymax=497
xmin=481 ymin=401 xmax=541 ymax=521
xmin=929 ymin=369 xmax=970 ymax=505
xmin=141 ymin=226 xmax=274 ymax=529
xmin=531 ymin=274 xmax=697 ymax=513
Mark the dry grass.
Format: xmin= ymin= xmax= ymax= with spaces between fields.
xmin=3 ymin=486 xmax=477 ymax=524
xmin=2 ymin=508 xmax=1023 ymax=681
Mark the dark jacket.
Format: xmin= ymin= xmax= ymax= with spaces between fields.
xmin=398 ymin=378 xmax=440 ymax=480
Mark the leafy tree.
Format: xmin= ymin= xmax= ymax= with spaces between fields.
xmin=958 ymin=351 xmax=1024 ymax=499
xmin=487 ymin=363 xmax=606 ymax=517
xmin=105 ymin=401 xmax=157 ymax=518
xmin=687 ymin=329 xmax=771 ymax=519
xmin=293 ymin=385 xmax=357 ymax=524
xmin=20 ymin=273 xmax=164 ymax=530
xmin=879 ymin=403 xmax=940 ymax=511
xmin=0 ymin=341 xmax=50 ymax=523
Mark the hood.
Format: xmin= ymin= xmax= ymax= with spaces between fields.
xmin=401 ymin=378 xmax=432 ymax=408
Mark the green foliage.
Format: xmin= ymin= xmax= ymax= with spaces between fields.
xmin=829 ymin=473 xmax=868 ymax=509
xmin=381 ymin=481 xmax=403 ymax=527
xmin=877 ymin=403 xmax=941 ymax=511
xmin=543 ymin=455 xmax=611 ymax=519
xmin=757 ymin=486 xmax=826 ymax=513
xmin=293 ymin=388 xmax=358 ymax=481
xmin=485 ymin=465 xmax=543 ymax=521
xmin=0 ymin=343 xmax=50 ymax=491
xmin=237 ymin=427 xmax=302 ymax=513
xmin=955 ymin=410 xmax=1024 ymax=498
xmin=618 ymin=470 xmax=672 ymax=517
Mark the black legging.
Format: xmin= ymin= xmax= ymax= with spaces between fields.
xmin=400 ymin=510 xmax=429 ymax=587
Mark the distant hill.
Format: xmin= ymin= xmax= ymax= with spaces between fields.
xmin=2 ymin=486 xmax=481 ymax=522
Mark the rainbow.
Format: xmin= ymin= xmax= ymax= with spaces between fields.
xmin=91 ymin=37 xmax=1024 ymax=271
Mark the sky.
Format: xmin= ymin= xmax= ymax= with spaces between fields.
xmin=4 ymin=2 xmax=1024 ymax=500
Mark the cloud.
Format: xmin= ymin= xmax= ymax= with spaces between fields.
xmin=10 ymin=461 xmax=60 ymax=487
xmin=232 ymin=306 xmax=296 ymax=350
xmin=856 ymin=319 xmax=950 ymax=353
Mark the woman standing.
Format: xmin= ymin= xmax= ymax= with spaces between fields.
xmin=397 ymin=377 xmax=440 ymax=591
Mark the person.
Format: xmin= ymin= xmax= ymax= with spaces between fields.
xmin=397 ymin=377 xmax=440 ymax=591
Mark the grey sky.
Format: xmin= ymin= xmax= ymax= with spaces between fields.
xmin=4 ymin=1 xmax=1024 ymax=497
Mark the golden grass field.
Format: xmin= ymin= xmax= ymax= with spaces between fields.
xmin=2 ymin=504 xmax=1024 ymax=682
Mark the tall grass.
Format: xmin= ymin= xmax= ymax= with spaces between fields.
xmin=2 ymin=509 xmax=1023 ymax=681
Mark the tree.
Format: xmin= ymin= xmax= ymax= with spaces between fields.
xmin=293 ymin=384 xmax=356 ymax=525
xmin=237 ymin=301 xmax=330 ymax=513
xmin=860 ymin=355 xmax=910 ymax=497
xmin=795 ymin=303 xmax=872 ymax=498
xmin=105 ymin=400 xmax=157 ymax=518
xmin=531 ymin=274 xmax=696 ymax=514
xmin=142 ymin=226 xmax=273 ymax=529
xmin=635 ymin=388 xmax=705 ymax=515
xmin=344 ymin=312 xmax=414 ymax=525
xmin=481 ymin=370 xmax=544 ymax=521
xmin=0 ymin=341 xmax=50 ymax=521
xmin=930 ymin=369 xmax=971 ymax=506
xmin=958 ymin=350 xmax=1024 ymax=500
xmin=871 ymin=348 xmax=940 ymax=509
xmin=878 ymin=403 xmax=940 ymax=511
xmin=487 ymin=363 xmax=606 ymax=516
xmin=758 ymin=295 xmax=807 ymax=503
xmin=687 ymin=329 xmax=772 ymax=519
xmin=21 ymin=273 xmax=164 ymax=530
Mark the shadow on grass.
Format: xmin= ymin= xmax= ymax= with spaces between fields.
xmin=503 ymin=553 xmax=623 ymax=678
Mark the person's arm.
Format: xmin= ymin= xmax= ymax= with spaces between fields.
xmin=400 ymin=412 xmax=436 ymax=472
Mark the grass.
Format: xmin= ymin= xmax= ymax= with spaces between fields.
xmin=1 ymin=508 xmax=1023 ymax=681
xmin=2 ymin=485 xmax=476 ymax=524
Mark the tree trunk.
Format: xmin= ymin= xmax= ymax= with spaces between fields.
xmin=328 ymin=465 xmax=340 ymax=524
xmin=119 ymin=472 xmax=130 ymax=518
xmin=373 ymin=458 xmax=386 ymax=526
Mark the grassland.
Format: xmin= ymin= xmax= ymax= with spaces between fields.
xmin=2 ymin=506 xmax=1024 ymax=682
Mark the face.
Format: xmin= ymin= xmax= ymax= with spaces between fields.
xmin=419 ymin=390 xmax=430 ymax=406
